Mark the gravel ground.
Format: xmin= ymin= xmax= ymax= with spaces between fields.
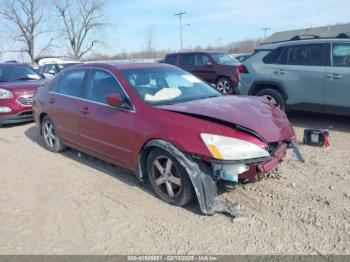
xmin=0 ymin=112 xmax=349 ymax=255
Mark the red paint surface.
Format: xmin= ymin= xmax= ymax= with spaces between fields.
xmin=34 ymin=63 xmax=295 ymax=173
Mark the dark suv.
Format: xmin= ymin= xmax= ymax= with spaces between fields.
xmin=164 ymin=52 xmax=240 ymax=95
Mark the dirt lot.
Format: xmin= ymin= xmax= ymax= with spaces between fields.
xmin=0 ymin=112 xmax=349 ymax=255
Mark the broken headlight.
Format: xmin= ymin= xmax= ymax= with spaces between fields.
xmin=200 ymin=133 xmax=270 ymax=161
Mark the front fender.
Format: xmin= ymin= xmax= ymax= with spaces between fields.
xmin=138 ymin=139 xmax=247 ymax=217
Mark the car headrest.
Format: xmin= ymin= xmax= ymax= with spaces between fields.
xmin=135 ymin=74 xmax=150 ymax=86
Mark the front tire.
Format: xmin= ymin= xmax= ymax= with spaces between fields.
xmin=256 ymin=88 xmax=286 ymax=111
xmin=216 ymin=77 xmax=234 ymax=95
xmin=41 ymin=116 xmax=66 ymax=152
xmin=147 ymin=148 xmax=194 ymax=206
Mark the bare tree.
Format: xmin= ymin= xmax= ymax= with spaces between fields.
xmin=0 ymin=0 xmax=50 ymax=62
xmin=52 ymin=0 xmax=106 ymax=59
xmin=145 ymin=25 xmax=156 ymax=58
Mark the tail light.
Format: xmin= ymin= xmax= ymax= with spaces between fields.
xmin=237 ymin=64 xmax=248 ymax=73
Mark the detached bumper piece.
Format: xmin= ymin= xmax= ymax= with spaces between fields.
xmin=141 ymin=140 xmax=247 ymax=218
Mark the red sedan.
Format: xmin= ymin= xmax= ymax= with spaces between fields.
xmin=0 ymin=63 xmax=45 ymax=126
xmin=33 ymin=62 xmax=300 ymax=216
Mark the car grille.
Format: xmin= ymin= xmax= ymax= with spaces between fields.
xmin=17 ymin=96 xmax=33 ymax=106
xmin=18 ymin=111 xmax=33 ymax=116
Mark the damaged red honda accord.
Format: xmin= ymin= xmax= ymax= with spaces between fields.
xmin=33 ymin=62 xmax=302 ymax=216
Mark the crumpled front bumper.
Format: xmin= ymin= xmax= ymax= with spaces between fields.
xmin=258 ymin=143 xmax=287 ymax=172
xmin=211 ymin=142 xmax=289 ymax=182
xmin=240 ymin=143 xmax=288 ymax=181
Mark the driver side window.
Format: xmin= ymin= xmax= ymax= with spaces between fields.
xmin=86 ymin=69 xmax=126 ymax=104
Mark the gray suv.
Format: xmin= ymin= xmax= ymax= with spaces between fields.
xmin=238 ymin=38 xmax=350 ymax=116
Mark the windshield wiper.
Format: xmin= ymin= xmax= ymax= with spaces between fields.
xmin=196 ymin=95 xmax=220 ymax=101
xmin=13 ymin=77 xmax=40 ymax=81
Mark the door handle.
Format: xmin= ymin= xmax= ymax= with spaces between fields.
xmin=273 ymin=70 xmax=286 ymax=75
xmin=49 ymin=98 xmax=55 ymax=104
xmin=81 ymin=106 xmax=89 ymax=115
xmin=327 ymin=74 xmax=343 ymax=80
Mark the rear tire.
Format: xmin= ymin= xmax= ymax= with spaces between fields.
xmin=41 ymin=116 xmax=66 ymax=152
xmin=147 ymin=148 xmax=194 ymax=206
xmin=256 ymin=88 xmax=286 ymax=111
xmin=216 ymin=77 xmax=234 ymax=95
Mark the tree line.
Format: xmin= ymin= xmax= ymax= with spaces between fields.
xmin=0 ymin=0 xmax=105 ymax=62
xmin=85 ymin=38 xmax=263 ymax=61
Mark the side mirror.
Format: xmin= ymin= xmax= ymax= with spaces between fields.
xmin=48 ymin=70 xmax=56 ymax=75
xmin=106 ymin=93 xmax=122 ymax=107
xmin=205 ymin=61 xmax=213 ymax=67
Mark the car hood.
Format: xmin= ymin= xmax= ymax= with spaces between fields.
xmin=160 ymin=96 xmax=295 ymax=143
xmin=0 ymin=80 xmax=45 ymax=93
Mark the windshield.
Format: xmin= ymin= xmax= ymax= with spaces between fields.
xmin=121 ymin=67 xmax=221 ymax=106
xmin=211 ymin=53 xmax=239 ymax=65
xmin=0 ymin=65 xmax=43 ymax=82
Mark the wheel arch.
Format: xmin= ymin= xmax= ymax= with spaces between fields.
xmin=137 ymin=138 xmax=187 ymax=182
xmin=215 ymin=75 xmax=231 ymax=84
xmin=249 ymin=81 xmax=288 ymax=100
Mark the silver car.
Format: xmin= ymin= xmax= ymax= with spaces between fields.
xmin=238 ymin=38 xmax=350 ymax=116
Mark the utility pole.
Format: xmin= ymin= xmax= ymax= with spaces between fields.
xmin=175 ymin=12 xmax=186 ymax=52
xmin=262 ymin=27 xmax=271 ymax=40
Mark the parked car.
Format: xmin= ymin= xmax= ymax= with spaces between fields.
xmin=0 ymin=63 xmax=45 ymax=127
xmin=164 ymin=51 xmax=241 ymax=95
xmin=238 ymin=38 xmax=350 ymax=115
xmin=33 ymin=62 xmax=298 ymax=215
xmin=38 ymin=61 xmax=80 ymax=79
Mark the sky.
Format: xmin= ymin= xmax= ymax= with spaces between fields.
xmin=100 ymin=0 xmax=350 ymax=54
xmin=1 ymin=0 xmax=350 ymax=60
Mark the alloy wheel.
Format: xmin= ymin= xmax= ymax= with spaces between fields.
xmin=217 ymin=79 xmax=231 ymax=95
xmin=43 ymin=120 xmax=56 ymax=148
xmin=152 ymin=156 xmax=182 ymax=198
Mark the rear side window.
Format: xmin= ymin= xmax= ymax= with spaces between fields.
xmin=263 ymin=47 xmax=284 ymax=64
xmin=180 ymin=54 xmax=195 ymax=66
xmin=195 ymin=54 xmax=210 ymax=66
xmin=164 ymin=55 xmax=177 ymax=65
xmin=54 ymin=69 xmax=87 ymax=97
xmin=332 ymin=43 xmax=350 ymax=67
xmin=86 ymin=69 xmax=125 ymax=104
xmin=278 ymin=47 xmax=289 ymax=65
xmin=288 ymin=44 xmax=325 ymax=66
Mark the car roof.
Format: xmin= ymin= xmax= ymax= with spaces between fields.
xmin=259 ymin=38 xmax=350 ymax=50
xmin=79 ymin=61 xmax=173 ymax=70
xmin=166 ymin=51 xmax=228 ymax=56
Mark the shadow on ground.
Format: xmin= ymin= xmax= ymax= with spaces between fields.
xmin=24 ymin=125 xmax=203 ymax=215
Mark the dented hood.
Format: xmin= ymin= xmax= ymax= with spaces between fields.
xmin=160 ymin=96 xmax=295 ymax=143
